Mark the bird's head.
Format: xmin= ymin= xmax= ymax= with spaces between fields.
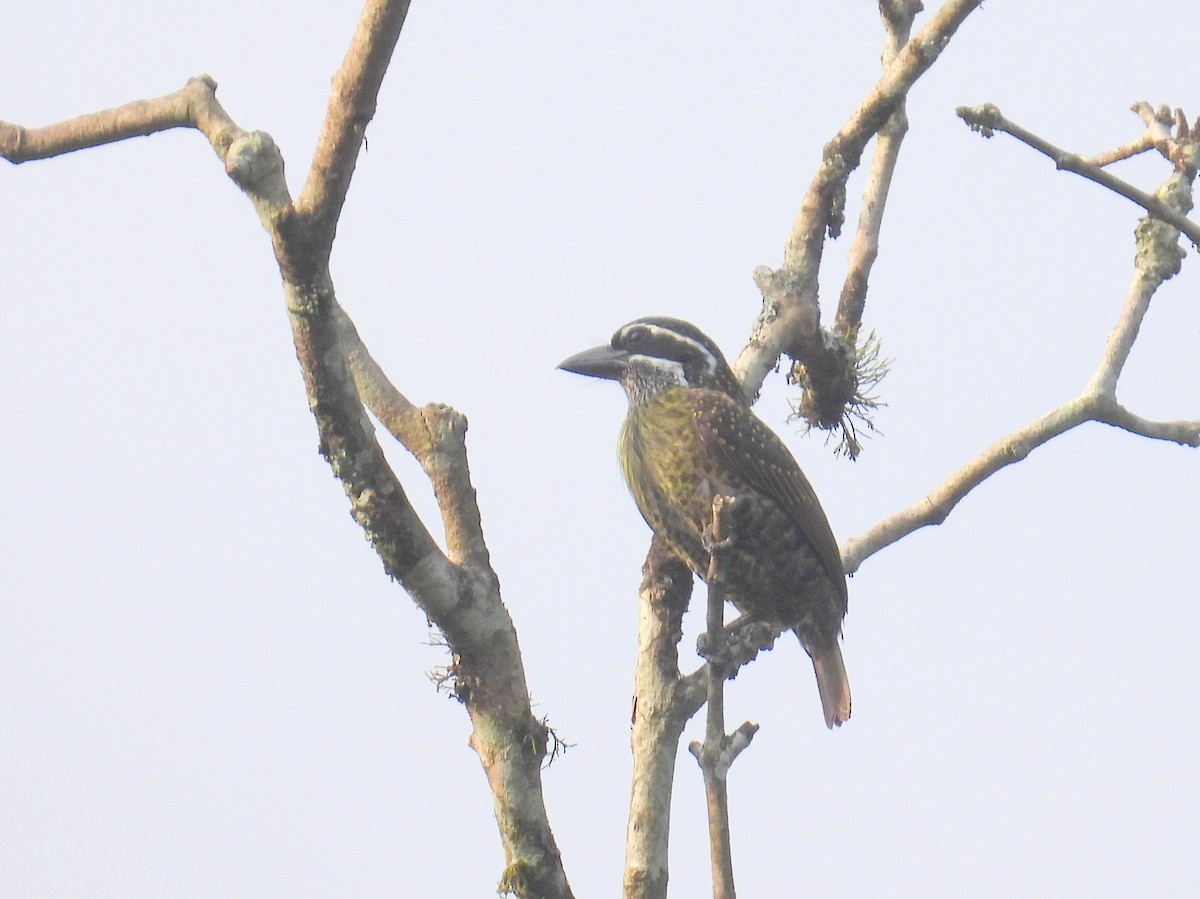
xmin=558 ymin=316 xmax=744 ymax=405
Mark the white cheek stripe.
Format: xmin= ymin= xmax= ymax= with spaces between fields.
xmin=629 ymin=355 xmax=687 ymax=384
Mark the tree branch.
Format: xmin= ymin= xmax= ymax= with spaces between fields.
xmin=1093 ymin=403 xmax=1200 ymax=445
xmin=624 ymin=540 xmax=694 ymax=899
xmin=1 ymin=79 xmax=201 ymax=162
xmin=624 ymin=547 xmax=783 ymax=899
xmin=296 ymin=0 xmax=412 ymax=257
xmin=688 ymin=496 xmax=759 ymax=899
xmin=841 ymin=392 xmax=1200 ymax=574
xmin=833 ymin=0 xmax=923 ymax=344
xmin=956 ymin=102 xmax=1200 ymax=248
xmin=677 ymin=618 xmax=786 ymax=720
xmin=733 ymin=0 xmax=986 ymax=407
xmin=845 ymin=105 xmax=1200 ymax=573
xmin=841 ymin=398 xmax=1093 ymax=573
xmin=3 ymin=3 xmax=573 ymax=894
xmin=337 ymin=307 xmax=493 ymax=570
xmin=1083 ymin=133 xmax=1155 ymax=168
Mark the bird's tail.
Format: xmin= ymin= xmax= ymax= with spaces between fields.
xmin=809 ymin=642 xmax=851 ymax=729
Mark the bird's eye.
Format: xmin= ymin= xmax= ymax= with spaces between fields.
xmin=623 ymin=325 xmax=649 ymax=346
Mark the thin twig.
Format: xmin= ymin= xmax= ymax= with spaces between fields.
xmin=833 ymin=0 xmax=923 ymax=342
xmin=695 ymin=498 xmax=735 ymax=899
xmin=1083 ymin=133 xmax=1154 ymax=167
xmin=841 ymin=398 xmax=1092 ymax=573
xmin=956 ymin=103 xmax=1200 ymax=247
xmin=841 ymin=393 xmax=1200 ymax=573
xmin=688 ymin=497 xmax=760 ymax=899
xmin=844 ymin=109 xmax=1200 ymax=572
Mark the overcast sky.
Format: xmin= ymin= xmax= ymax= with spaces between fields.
xmin=3 ymin=2 xmax=1197 ymax=896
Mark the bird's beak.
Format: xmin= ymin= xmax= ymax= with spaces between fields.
xmin=557 ymin=344 xmax=628 ymax=381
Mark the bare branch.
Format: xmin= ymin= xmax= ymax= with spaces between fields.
xmin=283 ymin=5 xmax=571 ymax=882
xmin=625 ymin=540 xmax=694 ymax=899
xmin=1 ymin=78 xmax=201 ymax=162
xmin=0 ymin=76 xmax=289 ymax=227
xmin=846 ymin=108 xmax=1200 ymax=573
xmin=1129 ymin=100 xmax=1179 ymax=158
xmin=833 ymin=0 xmax=923 ymax=342
xmin=734 ymin=0 xmax=986 ymax=405
xmin=842 ymin=392 xmax=1199 ymax=574
xmin=1085 ymin=223 xmax=1182 ymax=396
xmin=956 ymin=103 xmax=1200 ymax=247
xmin=1082 ymin=133 xmax=1154 ymax=168
xmin=841 ymin=398 xmax=1093 ymax=573
xmin=623 ymin=540 xmax=784 ymax=894
xmin=688 ymin=496 xmax=745 ymax=899
xmin=281 ymin=4 xmax=571 ymax=889
xmin=296 ymin=0 xmax=412 ymax=256
xmin=337 ymin=307 xmax=492 ymax=569
xmin=1093 ymin=403 xmax=1200 ymax=446
xmin=4 ymin=4 xmax=573 ymax=892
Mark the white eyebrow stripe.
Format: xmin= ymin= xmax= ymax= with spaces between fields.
xmin=634 ymin=323 xmax=719 ymax=375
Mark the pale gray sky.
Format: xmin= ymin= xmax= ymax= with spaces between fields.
xmin=3 ymin=2 xmax=1197 ymax=896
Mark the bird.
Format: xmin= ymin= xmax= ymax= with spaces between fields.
xmin=558 ymin=316 xmax=851 ymax=728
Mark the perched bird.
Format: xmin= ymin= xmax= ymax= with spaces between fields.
xmin=558 ymin=316 xmax=851 ymax=728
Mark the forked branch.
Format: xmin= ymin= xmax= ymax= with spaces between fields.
xmin=3 ymin=2 xmax=571 ymax=895
xmin=844 ymin=103 xmax=1200 ymax=573
xmin=956 ymin=102 xmax=1200 ymax=247
xmin=734 ymin=0 xmax=986 ymax=412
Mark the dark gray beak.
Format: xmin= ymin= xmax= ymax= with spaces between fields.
xmin=557 ymin=344 xmax=629 ymax=381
